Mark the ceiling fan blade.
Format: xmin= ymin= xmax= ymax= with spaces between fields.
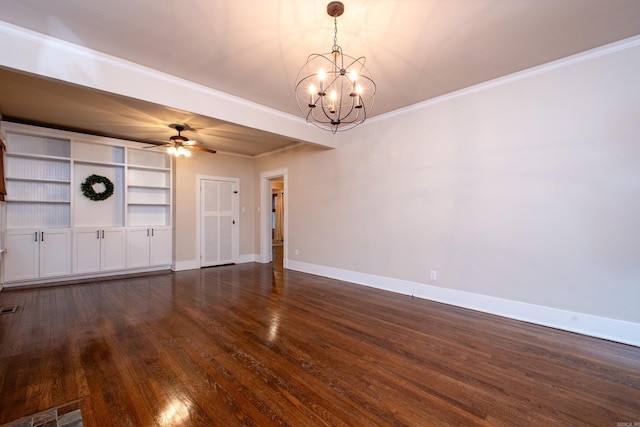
xmin=191 ymin=145 xmax=217 ymax=154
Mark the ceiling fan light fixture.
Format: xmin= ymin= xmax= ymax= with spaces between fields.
xmin=144 ymin=123 xmax=216 ymax=156
xmin=295 ymin=1 xmax=376 ymax=133
xmin=168 ymin=124 xmax=193 ymax=158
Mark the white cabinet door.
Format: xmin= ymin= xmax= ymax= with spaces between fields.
xmin=101 ymin=228 xmax=126 ymax=271
xmin=74 ymin=228 xmax=125 ymax=274
xmin=5 ymin=229 xmax=71 ymax=281
xmin=149 ymin=226 xmax=171 ymax=266
xmin=40 ymin=229 xmax=72 ymax=278
xmin=126 ymin=227 xmax=151 ymax=268
xmin=4 ymin=230 xmax=39 ymax=282
xmin=73 ymin=229 xmax=101 ymax=274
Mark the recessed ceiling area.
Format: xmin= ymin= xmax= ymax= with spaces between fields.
xmin=0 ymin=67 xmax=303 ymax=157
xmin=1 ymin=0 xmax=640 ymax=154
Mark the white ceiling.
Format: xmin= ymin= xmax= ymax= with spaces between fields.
xmin=1 ymin=0 xmax=640 ymax=155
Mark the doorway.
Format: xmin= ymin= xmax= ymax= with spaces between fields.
xmin=271 ymin=178 xmax=284 ymax=269
xmin=260 ymin=169 xmax=288 ymax=267
xmin=197 ymin=175 xmax=239 ymax=267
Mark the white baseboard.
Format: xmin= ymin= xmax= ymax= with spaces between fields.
xmin=2 ymin=266 xmax=172 ymax=288
xmin=173 ymin=254 xmax=259 ymax=271
xmin=237 ymin=253 xmax=259 ymax=264
xmin=287 ymin=260 xmax=640 ymax=348
xmin=172 ymin=260 xmax=199 ymax=271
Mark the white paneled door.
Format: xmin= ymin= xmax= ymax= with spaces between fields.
xmin=200 ymin=179 xmax=237 ymax=267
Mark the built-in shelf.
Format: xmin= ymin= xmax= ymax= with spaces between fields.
xmin=6 ymin=177 xmax=71 ymax=184
xmin=7 ymin=202 xmax=71 ymax=229
xmin=74 ymin=140 xmax=125 ymax=164
xmin=74 ymin=159 xmax=127 ymax=167
xmin=127 ymin=169 xmax=169 ymax=187
xmin=4 ymin=132 xmax=72 ymax=229
xmin=127 ymin=184 xmax=171 ymax=189
xmin=127 ymin=165 xmax=170 ymax=171
xmin=6 ymin=158 xmax=70 ymax=181
xmin=6 ymin=152 xmax=71 ymax=161
xmin=126 ymin=149 xmax=171 ymax=226
xmin=5 ymin=133 xmax=70 ymax=158
xmin=2 ymin=122 xmax=173 ymax=284
xmin=128 ymin=148 xmax=169 ymax=169
xmin=6 ymin=200 xmax=70 ymax=204
xmin=127 ymin=205 xmax=170 ymax=227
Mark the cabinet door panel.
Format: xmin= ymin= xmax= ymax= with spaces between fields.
xmin=126 ymin=228 xmax=150 ymax=268
xmin=40 ymin=229 xmax=72 ymax=278
xmin=73 ymin=229 xmax=101 ymax=274
xmin=149 ymin=227 xmax=172 ymax=266
xmin=101 ymin=228 xmax=126 ymax=271
xmin=4 ymin=230 xmax=40 ymax=282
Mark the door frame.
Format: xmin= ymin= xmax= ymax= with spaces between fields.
xmin=260 ymin=168 xmax=288 ymax=266
xmin=195 ymin=175 xmax=240 ymax=268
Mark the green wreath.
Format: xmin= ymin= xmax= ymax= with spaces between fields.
xmin=81 ymin=174 xmax=114 ymax=201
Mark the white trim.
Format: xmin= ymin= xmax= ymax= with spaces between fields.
xmin=237 ymin=254 xmax=258 ymax=264
xmin=1 ymin=266 xmax=171 ymax=288
xmin=172 ymin=260 xmax=199 ymax=271
xmin=367 ymin=34 xmax=640 ymax=125
xmin=195 ymin=175 xmax=240 ymax=268
xmin=259 ymin=169 xmax=288 ymax=266
xmin=173 ymin=254 xmax=256 ymax=270
xmin=287 ymin=260 xmax=640 ymax=348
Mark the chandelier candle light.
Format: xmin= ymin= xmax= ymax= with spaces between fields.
xmin=295 ymin=1 xmax=376 ymax=133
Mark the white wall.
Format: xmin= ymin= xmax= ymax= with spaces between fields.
xmin=257 ymin=39 xmax=640 ymax=345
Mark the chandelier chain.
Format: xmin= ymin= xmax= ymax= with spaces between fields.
xmin=333 ymin=15 xmax=339 ymax=50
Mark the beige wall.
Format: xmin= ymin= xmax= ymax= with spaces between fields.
xmin=173 ymin=151 xmax=256 ymax=264
xmin=255 ymin=41 xmax=640 ymax=325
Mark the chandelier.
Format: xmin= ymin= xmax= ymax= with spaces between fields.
xmin=295 ymin=1 xmax=376 ymax=133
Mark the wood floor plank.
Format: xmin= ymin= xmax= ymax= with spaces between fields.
xmin=1 ymin=262 xmax=639 ymax=426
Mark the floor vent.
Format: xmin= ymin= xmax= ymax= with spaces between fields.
xmin=0 ymin=305 xmax=18 ymax=315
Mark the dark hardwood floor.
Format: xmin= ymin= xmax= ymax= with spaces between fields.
xmin=0 ymin=262 xmax=639 ymax=426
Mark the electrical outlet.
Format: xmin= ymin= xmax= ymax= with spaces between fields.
xmin=430 ymin=270 xmax=437 ymax=280
xmin=295 ymin=249 xmax=299 ymax=256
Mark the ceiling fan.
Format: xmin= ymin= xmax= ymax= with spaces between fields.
xmin=146 ymin=124 xmax=217 ymax=157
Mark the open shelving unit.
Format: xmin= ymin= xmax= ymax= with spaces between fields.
xmin=126 ymin=148 xmax=171 ymax=227
xmin=4 ymin=133 xmax=71 ymax=229
xmin=1 ymin=122 xmax=173 ymax=285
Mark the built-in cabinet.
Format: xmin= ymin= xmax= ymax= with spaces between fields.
xmin=126 ymin=226 xmax=172 ymax=268
xmin=1 ymin=122 xmax=173 ymax=286
xmin=4 ymin=229 xmax=72 ymax=282
xmin=73 ymin=228 xmax=126 ymax=274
